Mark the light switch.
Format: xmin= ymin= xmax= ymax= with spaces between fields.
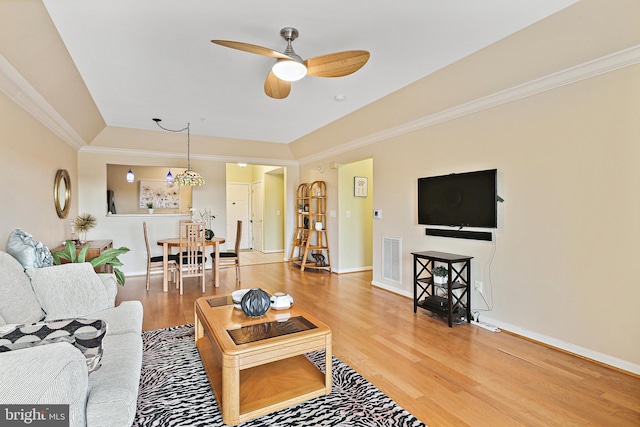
xmin=374 ymin=210 xmax=382 ymax=219
xmin=329 ymin=210 xmax=336 ymax=217
xmin=346 ymin=210 xmax=351 ymax=218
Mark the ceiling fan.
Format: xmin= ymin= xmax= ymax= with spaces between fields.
xmin=211 ymin=27 xmax=370 ymax=99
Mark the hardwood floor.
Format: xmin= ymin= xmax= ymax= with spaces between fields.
xmin=116 ymin=262 xmax=640 ymax=427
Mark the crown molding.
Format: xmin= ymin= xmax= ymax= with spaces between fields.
xmin=3 ymin=44 xmax=639 ymax=163
xmin=0 ymin=54 xmax=86 ymax=150
xmin=79 ymin=145 xmax=298 ymax=167
xmin=297 ymin=44 xmax=640 ymax=165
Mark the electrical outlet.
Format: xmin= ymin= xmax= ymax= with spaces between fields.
xmin=474 ymin=280 xmax=483 ymax=293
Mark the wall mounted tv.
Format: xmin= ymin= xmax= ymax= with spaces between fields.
xmin=418 ymin=169 xmax=497 ymax=228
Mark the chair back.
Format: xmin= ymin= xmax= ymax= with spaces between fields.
xmin=143 ymin=221 xmax=151 ymax=259
xmin=179 ymin=222 xmax=205 ymax=273
xmin=234 ymin=220 xmax=242 ymax=254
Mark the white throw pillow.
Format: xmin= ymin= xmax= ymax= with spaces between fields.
xmin=26 ymin=263 xmax=110 ymax=321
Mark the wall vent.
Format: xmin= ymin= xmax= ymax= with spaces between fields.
xmin=382 ymin=237 xmax=401 ymax=283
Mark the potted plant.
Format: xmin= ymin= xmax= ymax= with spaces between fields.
xmin=146 ymin=202 xmax=154 ymax=214
xmin=51 ymin=240 xmax=130 ymax=285
xmin=432 ymin=266 xmax=448 ymax=285
xmin=199 ymin=208 xmax=216 ymax=240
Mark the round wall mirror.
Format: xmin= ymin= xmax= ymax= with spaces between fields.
xmin=54 ymin=169 xmax=71 ymax=218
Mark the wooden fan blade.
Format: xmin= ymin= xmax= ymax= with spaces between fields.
xmin=211 ymin=40 xmax=293 ymax=60
xmin=305 ymin=50 xmax=370 ymax=78
xmin=264 ymin=71 xmax=291 ymax=99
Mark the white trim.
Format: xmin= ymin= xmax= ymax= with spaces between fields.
xmin=298 ymin=44 xmax=640 ymax=165
xmin=371 ymin=279 xmax=412 ymax=299
xmin=3 ymin=43 xmax=639 ymax=164
xmin=372 ymin=280 xmax=640 ymax=375
xmin=79 ymin=145 xmax=298 ymax=166
xmin=0 ymin=54 xmax=87 ymax=150
xmin=335 ymin=266 xmax=373 ymax=274
xmin=481 ymin=315 xmax=640 ymax=376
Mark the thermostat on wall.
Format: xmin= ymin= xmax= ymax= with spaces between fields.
xmin=374 ymin=210 xmax=382 ymax=219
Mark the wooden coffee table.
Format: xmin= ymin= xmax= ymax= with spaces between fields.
xmin=194 ymin=295 xmax=332 ymax=426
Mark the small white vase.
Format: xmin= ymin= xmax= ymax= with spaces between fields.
xmin=148 ymin=209 xmax=154 ymax=214
xmin=434 ymin=276 xmax=447 ymax=285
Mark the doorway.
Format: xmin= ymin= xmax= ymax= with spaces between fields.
xmin=226 ymin=183 xmax=251 ymax=250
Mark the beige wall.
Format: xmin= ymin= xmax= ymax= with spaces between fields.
xmin=338 ymin=159 xmax=373 ymax=272
xmin=297 ymin=63 xmax=640 ymax=371
xmin=0 ymin=91 xmax=78 ymax=247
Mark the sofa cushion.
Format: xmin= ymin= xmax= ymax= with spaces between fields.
xmin=26 ymin=263 xmax=110 ymax=321
xmin=6 ymin=229 xmax=53 ymax=269
xmin=91 ymin=301 xmax=143 ymax=336
xmin=0 ymin=318 xmax=107 ymax=373
xmin=0 ymin=342 xmax=88 ymax=426
xmin=87 ymin=332 xmax=142 ymax=427
xmin=0 ymin=251 xmax=44 ymax=324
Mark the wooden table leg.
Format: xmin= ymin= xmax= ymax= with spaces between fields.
xmin=222 ymin=355 xmax=240 ymax=425
xmin=214 ymin=241 xmax=220 ymax=288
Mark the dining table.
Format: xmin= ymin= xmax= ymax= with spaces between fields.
xmin=157 ymin=237 xmax=225 ymax=292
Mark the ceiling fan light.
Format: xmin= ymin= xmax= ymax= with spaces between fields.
xmin=272 ymin=59 xmax=307 ymax=82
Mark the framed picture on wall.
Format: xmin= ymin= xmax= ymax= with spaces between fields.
xmin=354 ymin=176 xmax=368 ymax=197
xmin=139 ymin=180 xmax=180 ymax=208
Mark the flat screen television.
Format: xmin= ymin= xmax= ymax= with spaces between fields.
xmin=418 ymin=169 xmax=497 ymax=228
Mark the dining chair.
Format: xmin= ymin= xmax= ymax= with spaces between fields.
xmin=178 ymin=221 xmax=207 ymax=295
xmin=211 ymin=220 xmax=242 ymax=285
xmin=143 ymin=222 xmax=178 ymax=291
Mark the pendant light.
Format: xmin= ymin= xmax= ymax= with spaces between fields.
xmin=152 ymin=118 xmax=205 ymax=186
xmin=126 ymin=169 xmax=134 ymax=182
xmin=166 ymin=169 xmax=174 ymax=184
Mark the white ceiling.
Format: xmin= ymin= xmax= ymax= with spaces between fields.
xmin=43 ymin=0 xmax=577 ymax=144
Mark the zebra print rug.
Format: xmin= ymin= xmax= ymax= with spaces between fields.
xmin=134 ymin=324 xmax=427 ymax=427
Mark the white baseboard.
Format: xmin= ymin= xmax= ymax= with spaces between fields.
xmin=370 ymin=280 xmax=412 ymax=298
xmin=371 ymin=280 xmax=640 ymax=375
xmin=335 ymin=266 xmax=373 ymax=274
xmin=478 ymin=315 xmax=640 ymax=376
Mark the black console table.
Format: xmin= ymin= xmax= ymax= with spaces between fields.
xmin=412 ymin=251 xmax=473 ymax=327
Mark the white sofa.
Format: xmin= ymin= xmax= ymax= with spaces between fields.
xmin=0 ymin=250 xmax=143 ymax=427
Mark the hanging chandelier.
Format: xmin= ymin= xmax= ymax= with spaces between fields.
xmin=152 ymin=118 xmax=205 ymax=186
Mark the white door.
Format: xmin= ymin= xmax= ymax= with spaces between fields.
xmin=252 ymin=181 xmax=264 ymax=252
xmin=226 ymin=183 xmax=251 ymax=250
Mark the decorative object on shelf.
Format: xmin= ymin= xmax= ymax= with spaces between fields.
xmin=51 ymin=240 xmax=130 ymax=285
xmin=354 ymin=176 xmax=368 ymax=197
xmin=126 ymin=168 xmax=135 ymax=183
xmin=432 ymin=266 xmax=448 ymax=284
xmin=315 ymin=222 xmax=323 ymax=231
xmin=53 ymin=169 xmax=71 ymax=219
xmin=311 ymin=253 xmax=326 ymax=267
xmin=74 ymin=213 xmax=97 ymax=244
xmin=240 ymin=288 xmax=271 ymax=317
xmin=152 ymin=118 xmax=205 ymax=186
xmin=146 ymin=202 xmax=154 ymax=214
xmin=199 ymin=208 xmax=216 ymax=240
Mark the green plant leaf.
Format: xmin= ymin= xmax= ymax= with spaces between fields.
xmin=113 ymin=268 xmax=126 ymax=286
xmin=88 ymin=247 xmax=130 ymax=269
xmin=77 ymin=245 xmax=89 ymax=263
